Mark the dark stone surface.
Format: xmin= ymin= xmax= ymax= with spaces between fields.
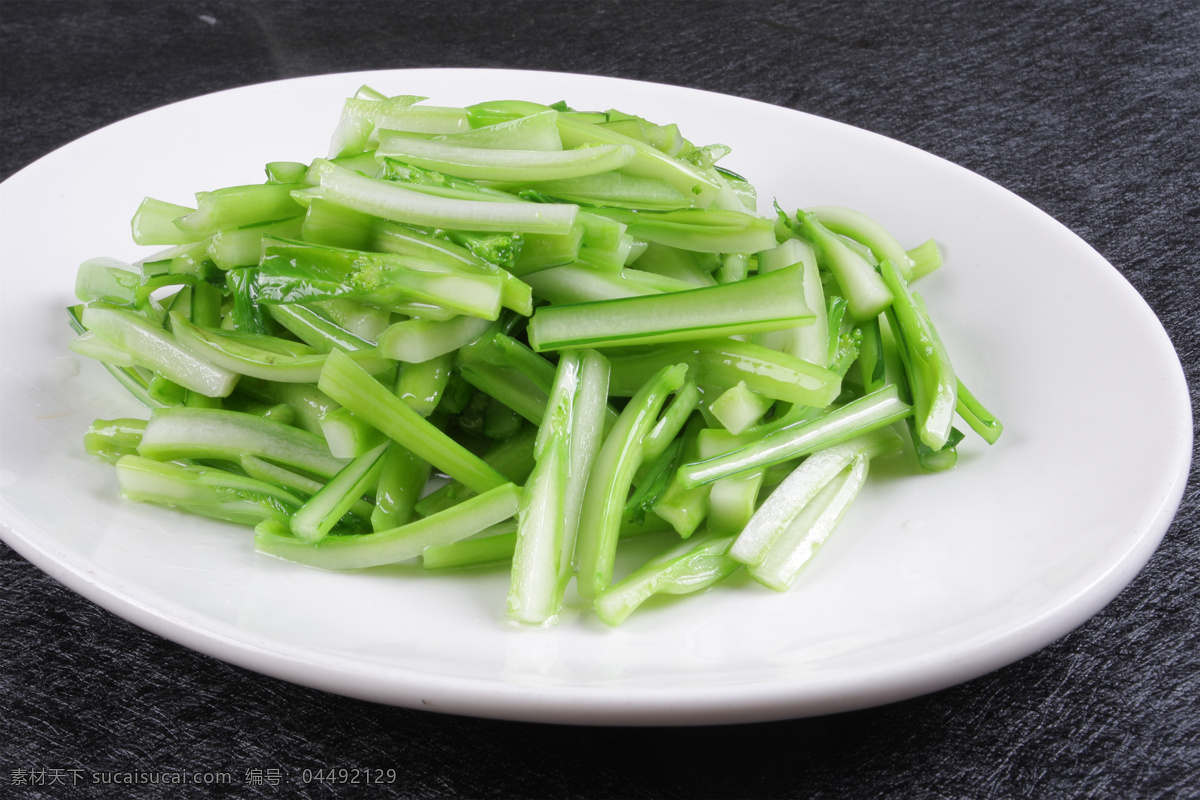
xmin=2 ymin=1 xmax=1197 ymax=797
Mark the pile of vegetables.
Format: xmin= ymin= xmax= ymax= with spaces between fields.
xmin=69 ymin=87 xmax=1002 ymax=627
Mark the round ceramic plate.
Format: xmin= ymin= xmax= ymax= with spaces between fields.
xmin=0 ymin=69 xmax=1191 ymax=725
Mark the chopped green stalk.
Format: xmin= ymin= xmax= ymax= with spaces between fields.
xmin=78 ymin=306 xmax=238 ymax=398
xmin=880 ymin=260 xmax=957 ymax=449
xmin=302 ymin=197 xmax=376 ymax=250
xmin=151 ymin=239 xmax=219 ymax=280
xmin=311 ymin=160 xmax=579 ymax=234
xmin=255 ymin=483 xmax=521 ymax=570
xmin=560 ymin=349 xmax=611 ymax=578
xmin=907 ymin=239 xmax=943 ymax=280
xmin=729 ymin=427 xmax=902 ymax=566
xmin=69 ymin=330 xmax=138 ymax=367
xmin=169 ymin=312 xmax=392 ymax=383
xmin=466 ymin=99 xmax=558 ymax=127
xmin=707 ymin=469 xmax=765 ymax=534
xmin=715 ymin=253 xmax=750 ymax=284
xmin=509 ymin=229 xmax=583 ymax=274
xmin=289 ymin=441 xmax=388 ymax=543
xmin=640 ymin=380 xmax=701 ymax=464
xmin=575 ymin=210 xmax=628 ymax=253
xmin=377 ymin=160 xmax=521 ymax=202
xmin=521 ymin=263 xmax=693 ymax=304
xmin=555 ymin=115 xmax=721 ymax=207
xmin=710 ymin=168 xmax=753 ymax=213
xmin=368 ymin=105 xmax=470 ymax=138
xmin=696 ymin=431 xmax=764 ymax=533
xmin=508 ymin=352 xmax=580 ymax=625
xmin=916 ymin=426 xmax=966 ymax=471
xmin=131 ymin=197 xmax=202 ymax=245
xmin=147 ymin=374 xmax=189 ymax=406
xmin=174 ymin=183 xmax=306 ymax=235
xmin=653 ymin=418 xmax=710 ymax=538
xmin=371 ymin=218 xmax=491 ymax=266
xmin=678 ymin=384 xmax=912 ymax=488
xmin=749 ymin=455 xmax=871 ymax=591
xmin=718 ymin=174 xmax=758 ymax=214
xmin=607 ymin=338 xmax=842 ymax=408
xmin=808 ymin=205 xmax=916 ymax=281
xmin=710 ymin=382 xmax=774 ymax=435
xmin=578 ymin=232 xmax=636 ymax=272
xmin=329 ymin=151 xmax=382 ymax=176
xmin=955 ymin=377 xmax=1004 ymax=444
xmin=425 ymin=514 xmax=665 ymax=572
xmin=456 ymin=332 xmax=555 ymax=423
xmin=220 ymin=398 xmax=293 ymax=424
xmin=188 ymin=282 xmax=221 ymax=330
xmin=876 ymin=308 xmax=961 ymax=471
xmin=591 ymin=208 xmax=778 ymax=254
xmin=77 ymin=351 xmax=164 ymax=408
xmin=858 ymin=316 xmax=886 ymax=394
xmin=266 ymin=161 xmax=309 ymax=183
xmin=757 ymin=238 xmax=829 ymax=366
xmin=207 ymin=217 xmax=304 ymax=270
xmin=353 ymin=85 xmax=389 ymax=101
xmin=134 ymin=274 xmax=199 ymax=309
xmin=422 ymin=523 xmax=519 ymax=570
xmin=414 ymin=425 xmax=538 ymax=517
xmin=456 ymin=358 xmax=546 ymax=425
xmin=318 ymin=349 xmax=507 ymax=494
xmin=75 ymin=258 xmax=140 ymax=304
xmin=527 ymin=264 xmax=813 ymax=351
xmin=395 ymin=354 xmax=452 ymax=417
xmin=256 ymin=237 xmax=504 ymax=321
xmin=183 ymin=390 xmax=222 ymax=410
xmin=84 ymin=418 xmax=147 ymax=463
xmin=117 ymin=455 xmax=304 ymax=527
xmin=370 ymin=368 xmax=437 ymax=531
xmin=825 ymin=295 xmax=851 ymax=364
xmin=442 ymin=230 xmax=524 ymax=272
xmin=139 ymin=406 xmax=347 ymax=478
xmin=784 ymin=210 xmax=893 ymax=321
xmin=626 ymin=437 xmax=683 ymax=523
xmin=162 ymin=283 xmax=192 ymax=314
xmin=235 ymin=378 xmax=337 ymax=437
xmin=634 ymin=242 xmax=719 ymax=287
xmin=373 ymin=221 xmax=533 ymax=315
xmin=575 ymin=363 xmax=688 ymax=599
xmin=376 ymin=136 xmax=636 ymax=182
xmin=378 ymin=315 xmax=494 ymax=363
xmin=337 ymin=101 xmax=471 ymax=156
xmin=456 ymin=332 xmax=621 ymax=431
xmin=593 ymin=533 xmax=740 ymax=626
xmin=265 ymin=303 xmax=377 ymax=353
xmin=327 ymin=94 xmax=425 ymax=157
xmin=319 ymin=407 xmax=386 ymax=458
xmin=238 ymin=455 xmax=371 ymax=520
xmin=514 ymin=173 xmax=692 ymax=211
xmin=839 ymin=235 xmax=878 ymax=265
xmin=309 ymin=298 xmax=392 ymax=342
xmin=597 ymin=114 xmax=687 ymax=157
xmin=435 ymin=110 xmax=562 ymax=150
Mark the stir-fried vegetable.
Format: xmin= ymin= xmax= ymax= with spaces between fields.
xmin=69 ymin=88 xmax=1002 ymax=627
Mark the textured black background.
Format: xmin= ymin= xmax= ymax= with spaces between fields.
xmin=2 ymin=1 xmax=1197 ymax=798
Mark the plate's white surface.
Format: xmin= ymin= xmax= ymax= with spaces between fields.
xmin=0 ymin=69 xmax=1191 ymax=725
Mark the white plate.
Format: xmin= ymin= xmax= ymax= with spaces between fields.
xmin=0 ymin=69 xmax=1191 ymax=725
